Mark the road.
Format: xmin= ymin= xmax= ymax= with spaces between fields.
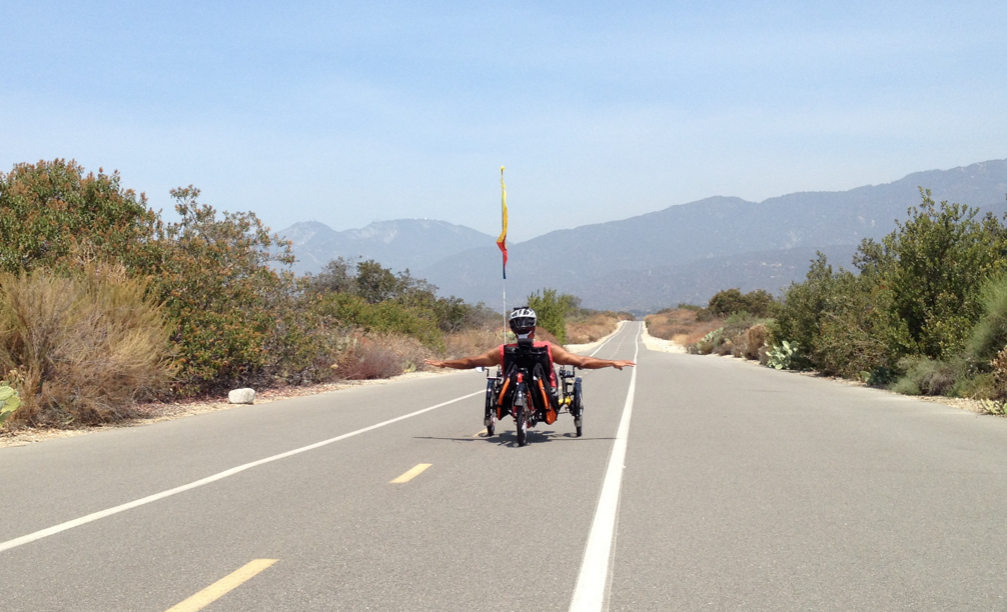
xmin=3 ymin=321 xmax=1007 ymax=610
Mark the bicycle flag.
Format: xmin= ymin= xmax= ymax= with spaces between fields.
xmin=497 ymin=166 xmax=509 ymax=279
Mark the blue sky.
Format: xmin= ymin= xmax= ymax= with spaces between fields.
xmin=2 ymin=1 xmax=1005 ymax=242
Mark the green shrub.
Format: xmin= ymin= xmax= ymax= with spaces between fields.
xmin=875 ymin=190 xmax=1006 ymax=360
xmin=0 ymin=159 xmax=156 ymax=274
xmin=774 ymin=186 xmax=1007 ymax=383
xmin=891 ymin=357 xmax=965 ymax=397
xmin=965 ymin=273 xmax=1007 ymax=365
xmin=310 ymin=257 xmax=486 ymax=334
xmin=527 ymin=288 xmax=579 ymax=344
xmin=136 ymin=187 xmax=306 ymax=393
xmin=706 ymin=288 xmax=779 ymax=318
xmin=949 ymin=372 xmax=996 ymax=399
xmin=812 ymin=280 xmax=899 ymax=378
xmin=312 ymin=292 xmax=443 ymax=350
xmin=775 ymin=254 xmax=842 ymax=359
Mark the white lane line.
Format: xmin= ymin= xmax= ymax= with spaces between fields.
xmin=0 ymin=390 xmax=482 ymax=555
xmin=569 ymin=324 xmax=641 ymax=612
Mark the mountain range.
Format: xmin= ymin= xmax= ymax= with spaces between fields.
xmin=278 ymin=218 xmax=493 ymax=276
xmin=278 ymin=159 xmax=1007 ymax=312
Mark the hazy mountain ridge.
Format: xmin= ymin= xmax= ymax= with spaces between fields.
xmin=278 ymin=219 xmax=494 ymax=275
xmin=568 ymin=245 xmax=861 ymax=312
xmin=276 ymin=159 xmax=1007 ymax=311
xmin=418 ymin=159 xmax=1007 ymax=309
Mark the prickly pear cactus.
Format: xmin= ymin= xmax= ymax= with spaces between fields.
xmin=0 ymin=382 xmax=21 ymax=424
xmin=767 ymin=340 xmax=799 ymax=370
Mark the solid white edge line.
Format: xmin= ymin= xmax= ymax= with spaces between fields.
xmin=569 ymin=322 xmax=641 ymax=612
xmin=0 ymin=390 xmax=482 ymax=554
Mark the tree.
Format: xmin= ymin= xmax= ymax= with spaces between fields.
xmin=877 ymin=189 xmax=1007 ymax=360
xmin=309 ymin=257 xmax=358 ymax=295
xmin=0 ymin=159 xmax=156 ymax=273
xmin=527 ymin=289 xmax=579 ymax=344
xmin=138 ymin=187 xmax=305 ymax=392
xmin=706 ymin=288 xmax=778 ymax=317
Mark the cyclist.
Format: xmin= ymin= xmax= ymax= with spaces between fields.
xmin=424 ymin=306 xmax=636 ymax=373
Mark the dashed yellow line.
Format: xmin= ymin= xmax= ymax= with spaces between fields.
xmin=166 ymin=559 xmax=277 ymax=612
xmin=390 ymin=463 xmax=432 ymax=484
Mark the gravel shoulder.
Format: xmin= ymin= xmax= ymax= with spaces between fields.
xmin=5 ymin=320 xmax=991 ymax=448
xmin=0 ymin=369 xmax=460 ymax=448
xmin=1 ymin=321 xmax=628 ymax=449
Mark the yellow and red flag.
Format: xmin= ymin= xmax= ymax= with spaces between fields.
xmin=497 ymin=166 xmax=509 ymax=279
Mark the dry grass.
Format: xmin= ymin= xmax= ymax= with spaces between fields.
xmin=743 ymin=324 xmax=769 ymax=360
xmin=337 ymin=332 xmax=432 ymax=380
xmin=645 ymin=310 xmax=725 ymax=346
xmin=444 ymin=327 xmax=503 ymax=359
xmin=0 ymin=269 xmax=174 ymax=426
xmin=567 ymin=313 xmax=626 ymax=344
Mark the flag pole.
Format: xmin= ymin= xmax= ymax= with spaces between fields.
xmin=497 ymin=166 xmax=509 ymax=343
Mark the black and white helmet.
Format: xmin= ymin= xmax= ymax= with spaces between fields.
xmin=508 ymin=306 xmax=537 ymax=336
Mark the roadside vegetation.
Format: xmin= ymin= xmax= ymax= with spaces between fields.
xmin=528 ymin=288 xmax=633 ymax=345
xmin=646 ymin=290 xmax=777 ymax=360
xmin=648 ymin=188 xmax=1007 ymax=413
xmin=0 ymin=159 xmax=630 ymax=431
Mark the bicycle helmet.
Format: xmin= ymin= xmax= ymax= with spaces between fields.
xmin=508 ymin=306 xmax=537 ymax=337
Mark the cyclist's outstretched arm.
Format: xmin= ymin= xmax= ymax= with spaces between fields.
xmin=551 ymin=344 xmax=635 ymax=370
xmin=425 ymin=347 xmax=502 ymax=370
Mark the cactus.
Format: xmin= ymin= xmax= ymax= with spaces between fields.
xmin=767 ymin=340 xmax=799 ymax=370
xmin=0 ymin=382 xmax=21 ymax=424
xmin=979 ymin=398 xmax=1006 ymax=415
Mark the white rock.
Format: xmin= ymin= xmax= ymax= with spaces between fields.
xmin=228 ymin=388 xmax=256 ymax=404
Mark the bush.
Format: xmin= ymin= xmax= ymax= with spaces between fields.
xmin=871 ymin=190 xmax=1006 ymax=360
xmin=527 ymin=289 xmax=579 ymax=344
xmin=0 ymin=159 xmax=156 ymax=274
xmin=891 ymin=357 xmax=965 ymax=397
xmin=744 ymin=324 xmax=769 ymax=360
xmin=309 ymin=257 xmax=487 ymax=334
xmin=567 ymin=312 xmax=624 ymax=344
xmin=965 ymin=273 xmax=1007 ymax=365
xmin=337 ymin=333 xmax=431 ymax=380
xmin=0 ymin=269 xmax=174 ymax=425
xmin=645 ymin=309 xmax=724 ymax=346
xmin=136 ymin=187 xmax=308 ymax=393
xmin=951 ymin=372 xmax=997 ymax=399
xmin=690 ymin=312 xmax=769 ymax=356
xmin=312 ymin=292 xmax=443 ymax=350
xmin=705 ymin=288 xmax=779 ymax=318
xmin=444 ymin=328 xmax=502 ymax=360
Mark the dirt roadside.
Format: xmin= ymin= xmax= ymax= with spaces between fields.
xmin=0 ymin=322 xmax=629 ymax=449
xmin=0 ymin=369 xmax=459 ymax=449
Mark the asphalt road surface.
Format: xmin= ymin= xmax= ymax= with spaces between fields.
xmin=4 ymin=322 xmax=1007 ymax=611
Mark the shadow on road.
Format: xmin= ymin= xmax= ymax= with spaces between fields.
xmin=414 ymin=430 xmax=614 ymax=448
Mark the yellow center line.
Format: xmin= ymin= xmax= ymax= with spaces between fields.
xmin=166 ymin=559 xmax=277 ymax=612
xmin=390 ymin=463 xmax=432 ymax=483
xmin=474 ymin=428 xmax=487 ymax=437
